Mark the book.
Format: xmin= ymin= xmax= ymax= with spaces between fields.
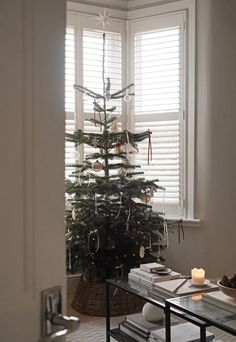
xmin=119 ymin=321 xmax=148 ymax=342
xmin=130 ymin=267 xmax=181 ymax=283
xmin=153 ymin=278 xmax=218 ymax=297
xmin=125 ymin=313 xmax=164 ymax=334
xmin=128 ymin=277 xmax=150 ymax=294
xmin=125 ymin=312 xmax=179 ymax=335
xmin=128 ymin=272 xmax=155 ymax=289
xmin=122 ymin=321 xmax=149 ymax=338
xmin=140 ymin=262 xmax=165 ymax=273
xmin=204 ymin=290 xmax=236 ymax=309
xmin=150 ymin=322 xmax=215 ymax=342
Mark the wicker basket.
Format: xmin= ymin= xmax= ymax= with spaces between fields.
xmin=71 ymin=280 xmax=144 ymax=316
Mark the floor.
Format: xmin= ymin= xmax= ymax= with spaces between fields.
xmin=67 ymin=294 xmax=236 ymax=341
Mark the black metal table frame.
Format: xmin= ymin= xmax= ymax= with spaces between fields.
xmin=105 ymin=279 xmax=209 ymax=342
xmin=165 ymin=297 xmax=236 ymax=342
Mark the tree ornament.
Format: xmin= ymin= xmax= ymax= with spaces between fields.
xmin=69 ymin=149 xmax=79 ymax=161
xmin=133 ymin=143 xmax=139 ymax=153
xmin=124 ymin=94 xmax=131 ymax=102
xmin=92 ymin=160 xmax=103 ymax=172
xmin=139 ymin=246 xmax=145 ymax=258
xmin=140 ymin=193 xmax=151 ymax=204
xmin=88 ymin=229 xmax=100 ymax=259
xmin=111 ymin=120 xmax=118 ymax=133
xmin=83 ymin=92 xmax=89 ymax=101
xmin=121 ymin=131 xmax=137 ymax=154
xmin=114 ymin=141 xmax=122 ymax=153
xmin=149 ymin=186 xmax=155 ymax=197
xmin=72 ymin=207 xmax=77 ymax=220
xmin=121 ymin=143 xmax=137 ymax=154
xmin=118 ymin=168 xmax=127 ymax=177
xmin=92 ymin=137 xmax=97 ymax=148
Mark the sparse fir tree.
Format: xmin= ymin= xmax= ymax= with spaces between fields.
xmin=65 ymin=31 xmax=171 ymax=283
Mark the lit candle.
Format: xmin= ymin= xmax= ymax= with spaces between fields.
xmin=191 ymin=268 xmax=205 ymax=285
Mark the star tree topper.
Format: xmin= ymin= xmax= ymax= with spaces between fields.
xmin=95 ymin=7 xmax=112 ymax=30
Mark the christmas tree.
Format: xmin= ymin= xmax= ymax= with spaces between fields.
xmin=65 ymin=18 xmax=170 ymax=283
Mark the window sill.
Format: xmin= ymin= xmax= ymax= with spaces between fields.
xmin=166 ymin=217 xmax=200 ymax=228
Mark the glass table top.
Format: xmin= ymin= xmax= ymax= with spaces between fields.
xmin=106 ymin=278 xmax=166 ymax=307
xmin=167 ymin=294 xmax=236 ymax=334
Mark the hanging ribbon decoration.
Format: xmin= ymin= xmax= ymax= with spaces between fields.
xmin=177 ymin=218 xmax=184 ymax=243
xmin=163 ymin=219 xmax=169 ymax=248
xmin=68 ymin=246 xmax=72 ymax=270
xmin=115 ymin=192 xmax=123 ymax=220
xmin=147 ymin=129 xmax=152 ymax=165
xmin=93 ymin=100 xmax=96 ymax=126
xmin=126 ymin=201 xmax=131 ymax=231
xmin=93 ymin=190 xmax=97 ymax=215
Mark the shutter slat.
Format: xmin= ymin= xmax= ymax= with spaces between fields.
xmin=83 ymin=29 xmax=122 ymax=114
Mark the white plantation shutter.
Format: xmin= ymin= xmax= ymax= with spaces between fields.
xmin=83 ymin=30 xmax=122 ymax=115
xmin=82 ymin=29 xmax=123 ymax=176
xmin=132 ymin=13 xmax=186 ymax=217
xmin=65 ymin=26 xmax=76 ymax=179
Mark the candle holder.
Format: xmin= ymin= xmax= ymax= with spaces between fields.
xmin=191 ymin=268 xmax=205 ymax=285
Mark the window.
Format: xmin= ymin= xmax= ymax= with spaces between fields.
xmin=129 ymin=13 xmax=186 ymax=218
xmin=65 ymin=2 xmax=195 ymax=220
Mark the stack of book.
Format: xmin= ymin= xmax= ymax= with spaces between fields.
xmin=119 ymin=312 xmax=178 ymax=342
xmin=149 ymin=322 xmax=215 ymax=342
xmin=128 ymin=262 xmax=218 ymax=299
xmin=128 ymin=262 xmax=181 ymax=295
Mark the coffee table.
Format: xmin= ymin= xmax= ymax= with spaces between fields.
xmin=165 ymin=293 xmax=236 ymax=342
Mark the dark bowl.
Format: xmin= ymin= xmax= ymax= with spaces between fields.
xmin=217 ymin=280 xmax=236 ymax=299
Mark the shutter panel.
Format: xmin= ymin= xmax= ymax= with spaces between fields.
xmin=133 ymin=19 xmax=184 ymax=216
xmin=135 ymin=27 xmax=181 ymax=114
xmin=82 ymin=29 xmax=123 ymax=176
xmin=135 ymin=120 xmax=180 ymax=204
xmin=83 ymin=30 xmax=122 ymax=115
xmin=65 ymin=27 xmax=75 ymax=112
xmin=65 ymin=26 xmax=76 ymax=179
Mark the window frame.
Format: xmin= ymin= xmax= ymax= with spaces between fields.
xmin=66 ymin=0 xmax=197 ymax=222
xmin=128 ymin=11 xmax=186 ymax=218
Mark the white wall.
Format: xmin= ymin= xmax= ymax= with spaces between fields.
xmin=164 ymin=0 xmax=236 ymax=279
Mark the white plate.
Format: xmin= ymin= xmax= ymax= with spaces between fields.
xmin=189 ymin=279 xmax=210 ymax=287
